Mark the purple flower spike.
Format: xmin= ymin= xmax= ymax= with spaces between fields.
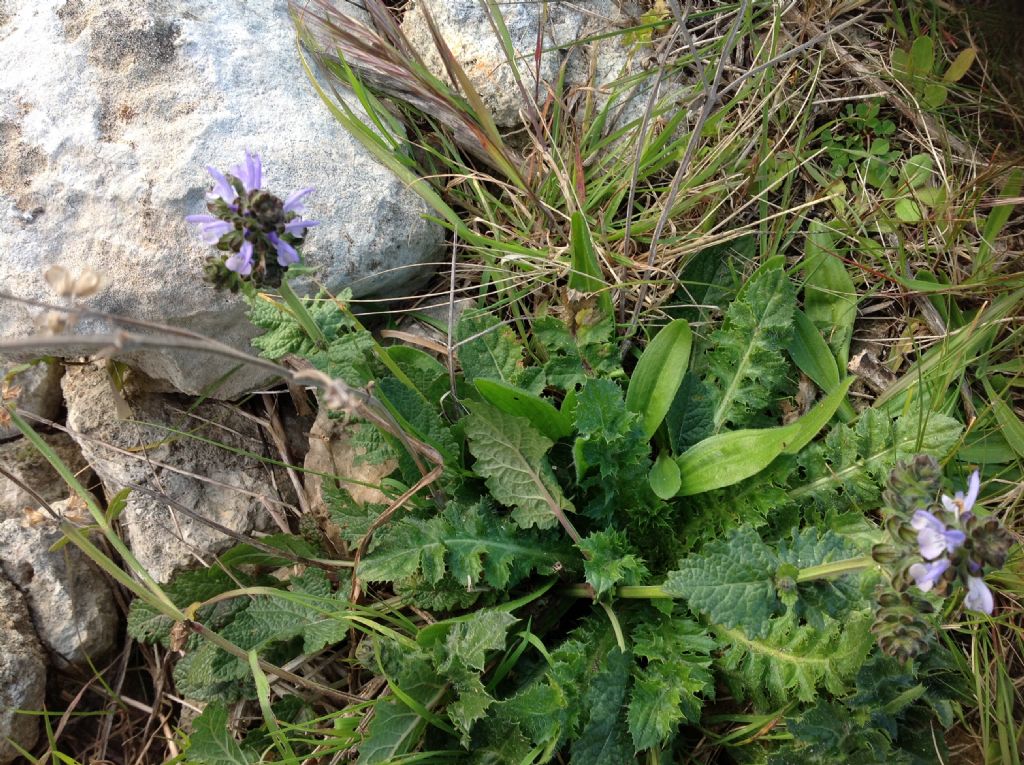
xmin=942 ymin=469 xmax=981 ymax=520
xmin=269 ymin=232 xmax=299 ymax=267
xmin=964 ymin=575 xmax=994 ymax=615
xmin=186 ymin=215 xmax=233 ymax=245
xmin=284 ymin=218 xmax=320 ymax=236
xmin=225 ymin=239 xmax=254 ymax=276
xmin=284 ymin=187 xmax=315 ymax=214
xmin=205 ymin=165 xmax=238 ymax=205
xmin=911 ymin=510 xmax=965 ymax=560
xmin=232 ymin=150 xmax=263 ymax=193
xmin=908 ymin=559 xmax=950 ymax=593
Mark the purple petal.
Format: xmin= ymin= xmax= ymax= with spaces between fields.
xmin=964 ymin=576 xmax=994 ymax=615
xmin=911 ymin=510 xmax=945 ymax=533
xmin=943 ymin=529 xmax=966 ymax=553
xmin=269 ymin=232 xmax=299 ymax=267
xmin=284 ymin=218 xmax=320 ymax=236
xmin=283 ymin=187 xmax=314 ymax=213
xmin=909 ymin=559 xmax=949 ymax=593
xmin=941 ymin=495 xmax=959 ymax=514
xmin=186 ymin=213 xmax=220 ymax=224
xmin=198 ymin=220 xmax=233 ymax=244
xmin=964 ymin=470 xmax=980 ymax=513
xmin=206 ymin=165 xmax=238 ymax=204
xmin=225 ymin=240 xmax=254 ymax=276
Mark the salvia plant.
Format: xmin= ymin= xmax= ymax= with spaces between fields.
xmin=126 ymin=214 xmax=1012 ymax=762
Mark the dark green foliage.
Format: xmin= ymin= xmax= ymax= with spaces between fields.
xmin=702 ymin=258 xmax=796 ymax=432
xmin=570 ymin=648 xmax=634 ymax=764
xmin=359 ymin=500 xmax=570 ymax=609
xmin=665 ymin=373 xmax=714 ymax=453
xmin=578 ymin=528 xmax=649 ymax=596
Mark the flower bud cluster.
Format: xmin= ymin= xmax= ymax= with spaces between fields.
xmin=185 ymin=150 xmax=319 ymax=290
xmin=871 ymin=456 xmax=1012 ymax=661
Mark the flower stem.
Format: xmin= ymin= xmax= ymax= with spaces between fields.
xmin=563 ymin=556 xmax=877 ymax=600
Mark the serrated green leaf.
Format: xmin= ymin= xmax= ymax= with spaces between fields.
xmin=578 ymin=529 xmax=649 ymax=597
xmin=465 ymin=402 xmax=573 ymax=530
xmin=360 ymin=659 xmax=445 ymax=764
xmin=665 ymin=373 xmax=714 ymax=453
xmin=571 ymin=648 xmax=633 ymax=765
xmin=360 ymin=501 xmax=566 ymax=597
xmin=186 ymin=702 xmax=258 ymax=765
xmin=575 ymin=378 xmax=631 ymax=440
xmin=127 ymin=567 xmax=244 ymax=647
xmin=716 ymin=610 xmax=873 ymax=709
xmin=626 ymin=319 xmax=693 ymax=439
xmin=705 ymin=257 xmax=795 ymax=432
xmin=475 ymin=378 xmax=572 ymax=441
xmin=456 ymin=311 xmax=524 ymax=386
xmin=664 ymin=527 xmax=780 ymax=637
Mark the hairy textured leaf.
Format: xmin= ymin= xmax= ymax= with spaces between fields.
xmin=716 ymin=610 xmax=873 ymax=709
xmin=359 ymin=501 xmax=567 ymax=599
xmin=456 ymin=310 xmax=524 ymax=386
xmin=574 ymin=378 xmax=632 ymax=440
xmin=627 ymin=614 xmax=714 ymax=751
xmin=186 ymin=702 xmax=257 ymax=765
xmin=663 ymin=527 xmax=780 ymax=637
xmin=578 ymin=529 xmax=648 ymax=596
xmin=665 ymin=373 xmax=714 ymax=453
xmin=360 ymin=658 xmax=445 ymax=764
xmin=704 ymin=257 xmax=795 ymax=431
xmin=571 ymin=648 xmax=633 ymax=765
xmin=465 ymin=402 xmax=573 ymax=530
xmin=792 ymin=406 xmax=962 ymax=511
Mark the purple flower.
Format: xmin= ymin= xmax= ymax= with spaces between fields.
xmin=911 ymin=510 xmax=966 ymax=560
xmin=964 ymin=575 xmax=994 ymax=615
xmin=205 ymin=165 xmax=238 ymax=206
xmin=268 ymin=232 xmax=299 ymax=267
xmin=225 ymin=239 xmax=254 ymax=276
xmin=942 ymin=469 xmax=980 ymax=520
xmin=185 ymin=214 xmax=233 ymax=245
xmin=908 ymin=559 xmax=949 ymax=593
xmin=232 ymin=149 xmax=263 ymax=193
xmin=284 ymin=187 xmax=314 ymax=214
xmin=284 ymin=218 xmax=319 ymax=236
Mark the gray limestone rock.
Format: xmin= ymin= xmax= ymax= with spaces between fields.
xmin=62 ymin=361 xmax=295 ymax=582
xmin=0 ymin=576 xmax=46 ymax=765
xmin=0 ymin=0 xmax=443 ymax=397
xmin=0 ymin=505 xmax=118 ymax=667
xmin=0 ymin=431 xmax=90 ymax=521
xmin=0 ymin=359 xmax=64 ymax=441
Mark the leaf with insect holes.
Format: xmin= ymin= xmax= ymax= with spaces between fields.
xmin=464 ymin=402 xmax=574 ymax=530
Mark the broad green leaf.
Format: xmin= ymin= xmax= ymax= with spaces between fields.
xmin=894 ymin=198 xmax=923 ymax=223
xmin=570 ymin=649 xmax=633 ymax=765
xmin=909 ymin=35 xmax=934 ymax=74
xmin=625 ymin=319 xmax=693 ymax=439
xmin=578 ymin=529 xmax=649 ymax=597
xmin=464 ymin=402 xmax=573 ymax=530
xmin=675 ymin=381 xmax=852 ymax=496
xmin=787 ymin=309 xmax=840 ymax=391
xmin=456 ymin=311 xmax=524 ymax=386
xmin=664 ymin=527 xmax=780 ymax=637
xmin=186 ymin=702 xmax=257 ymax=765
xmin=903 ymin=154 xmax=934 ymax=189
xmin=665 ymin=374 xmax=715 ymax=453
xmin=923 ymin=82 xmax=947 ymax=108
xmin=475 ymin=378 xmax=572 ymax=441
xmin=802 ymin=220 xmax=857 ymax=371
xmin=649 ymin=453 xmax=682 ymax=499
xmin=943 ymin=47 xmax=976 ymax=82
xmin=705 ymin=256 xmax=795 ymax=431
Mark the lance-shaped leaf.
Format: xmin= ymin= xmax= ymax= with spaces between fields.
xmin=626 ymin=319 xmax=693 ymax=439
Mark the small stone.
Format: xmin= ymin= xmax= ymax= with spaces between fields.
xmin=0 ymin=575 xmax=46 ymax=765
xmin=0 ymin=359 xmax=64 ymax=441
